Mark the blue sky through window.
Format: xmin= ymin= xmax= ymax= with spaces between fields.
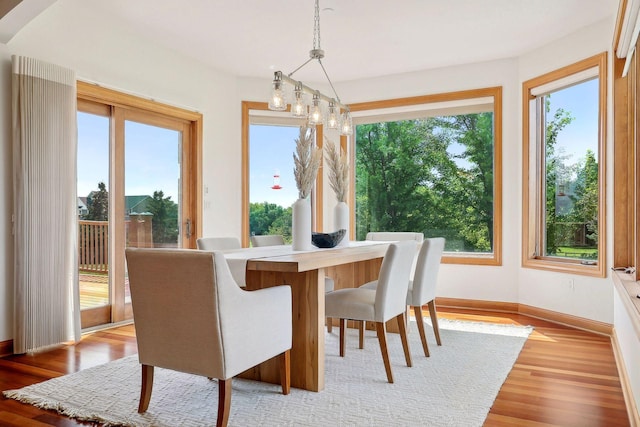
xmin=547 ymin=78 xmax=599 ymax=168
xmin=77 ymin=113 xmax=180 ymax=202
xmin=77 ymin=112 xmax=108 ymax=197
xmin=249 ymin=124 xmax=300 ymax=208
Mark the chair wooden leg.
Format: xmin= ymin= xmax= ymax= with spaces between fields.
xmin=375 ymin=322 xmax=393 ymax=383
xmin=339 ymin=318 xmax=346 ymax=357
xmin=279 ymin=350 xmax=290 ymax=395
xmin=358 ymin=320 xmax=365 ymax=349
xmin=397 ymin=313 xmax=412 ymax=367
xmin=217 ymin=378 xmax=232 ymax=427
xmin=138 ymin=364 xmax=154 ymax=413
xmin=413 ymin=305 xmax=430 ymax=357
xmin=427 ymin=300 xmax=442 ymax=346
xmin=327 ymin=316 xmax=333 ymax=333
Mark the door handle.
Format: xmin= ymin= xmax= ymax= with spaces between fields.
xmin=185 ymin=218 xmax=193 ymax=239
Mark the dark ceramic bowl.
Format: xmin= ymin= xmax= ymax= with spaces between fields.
xmin=311 ymin=229 xmax=346 ymax=248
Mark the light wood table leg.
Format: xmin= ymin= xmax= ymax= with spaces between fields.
xmin=241 ymin=257 xmax=384 ymax=392
xmin=242 ymin=268 xmax=325 ymax=392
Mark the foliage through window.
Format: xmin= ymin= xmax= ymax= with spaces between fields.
xmin=351 ymin=87 xmax=502 ymax=265
xmin=539 ymin=83 xmax=599 ymax=260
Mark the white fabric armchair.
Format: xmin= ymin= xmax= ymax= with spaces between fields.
xmin=125 ymin=248 xmax=292 ymax=427
xmin=325 ymin=241 xmax=417 ymax=383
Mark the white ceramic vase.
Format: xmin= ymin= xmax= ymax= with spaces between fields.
xmin=292 ymin=198 xmax=313 ymax=251
xmin=334 ymin=201 xmax=349 ymax=246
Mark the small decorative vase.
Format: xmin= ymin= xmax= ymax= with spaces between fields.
xmin=292 ymin=198 xmax=313 ymax=251
xmin=334 ymin=201 xmax=349 ymax=246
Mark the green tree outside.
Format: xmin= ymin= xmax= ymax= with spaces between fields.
xmin=355 ymin=113 xmax=495 ymax=252
xmin=146 ymin=190 xmax=179 ymax=244
xmin=249 ymin=202 xmax=292 ymax=243
xmin=86 ymin=181 xmax=109 ymax=221
xmin=571 ymin=149 xmax=598 ymax=243
xmin=544 ymin=103 xmax=574 ymax=255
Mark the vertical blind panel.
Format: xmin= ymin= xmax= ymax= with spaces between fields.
xmin=12 ymin=55 xmax=79 ymax=353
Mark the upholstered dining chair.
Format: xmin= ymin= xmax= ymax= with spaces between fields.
xmin=250 ymin=234 xmax=285 ymax=247
xmin=125 ymin=248 xmax=292 ymax=427
xmin=365 ymin=231 xmax=424 ymax=243
xmin=325 ymin=240 xmax=417 ymax=383
xmin=360 ymin=231 xmax=423 ymax=339
xmin=361 ymin=237 xmax=445 ymax=357
xmin=196 ymin=236 xmax=241 ymax=251
xmin=365 ymin=231 xmax=423 ymax=278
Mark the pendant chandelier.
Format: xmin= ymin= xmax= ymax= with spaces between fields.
xmin=268 ymin=0 xmax=353 ymax=136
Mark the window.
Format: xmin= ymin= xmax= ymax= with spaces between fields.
xmin=522 ymin=53 xmax=607 ymax=277
xmin=350 ymin=87 xmax=502 ymax=265
xmin=241 ymin=102 xmax=325 ymax=247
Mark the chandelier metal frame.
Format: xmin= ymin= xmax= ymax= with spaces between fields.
xmin=268 ymin=0 xmax=352 ymax=135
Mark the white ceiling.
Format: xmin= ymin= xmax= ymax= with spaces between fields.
xmin=8 ymin=0 xmax=621 ymax=83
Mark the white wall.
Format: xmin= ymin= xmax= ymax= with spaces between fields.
xmin=0 ymin=1 xmax=621 ymax=343
xmin=0 ymin=0 xmax=242 ymax=341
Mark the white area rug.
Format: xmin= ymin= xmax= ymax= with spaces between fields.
xmin=4 ymin=319 xmax=532 ymax=426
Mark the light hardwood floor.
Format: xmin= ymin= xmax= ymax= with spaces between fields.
xmin=0 ymin=307 xmax=631 ymax=426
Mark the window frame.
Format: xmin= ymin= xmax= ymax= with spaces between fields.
xmin=348 ymin=87 xmax=503 ymax=266
xmin=241 ymin=101 xmax=325 ymax=247
xmin=521 ymin=52 xmax=607 ymax=277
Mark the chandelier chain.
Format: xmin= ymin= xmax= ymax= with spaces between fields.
xmin=313 ymin=0 xmax=321 ymax=51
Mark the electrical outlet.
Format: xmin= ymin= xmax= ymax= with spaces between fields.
xmin=562 ymin=278 xmax=575 ymax=290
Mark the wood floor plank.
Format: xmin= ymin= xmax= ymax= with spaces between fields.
xmin=0 ymin=411 xmax=53 ymax=427
xmin=484 ymin=413 xmax=563 ymax=426
xmin=0 ymin=308 xmax=630 ymax=426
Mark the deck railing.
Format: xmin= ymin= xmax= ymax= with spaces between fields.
xmin=78 ymin=220 xmax=109 ymax=273
xmin=78 ymin=217 xmax=155 ymax=273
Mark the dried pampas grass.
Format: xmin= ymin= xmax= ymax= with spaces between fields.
xmin=324 ymin=137 xmax=349 ymax=203
xmin=293 ymin=126 xmax=322 ymax=199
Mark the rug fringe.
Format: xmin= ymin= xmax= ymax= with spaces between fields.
xmin=3 ymin=389 xmax=135 ymax=427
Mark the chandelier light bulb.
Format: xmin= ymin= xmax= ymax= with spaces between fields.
xmin=327 ymin=101 xmax=339 ymax=129
xmin=291 ymin=83 xmax=307 ymax=118
xmin=340 ymin=111 xmax=353 ymax=136
xmin=308 ymin=93 xmax=323 ymax=125
xmin=268 ymin=74 xmax=287 ymax=111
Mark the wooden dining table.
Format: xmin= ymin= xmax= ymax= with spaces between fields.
xmin=225 ymin=241 xmax=389 ymax=392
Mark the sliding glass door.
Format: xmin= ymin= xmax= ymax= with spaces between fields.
xmin=77 ymin=93 xmax=199 ymax=329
